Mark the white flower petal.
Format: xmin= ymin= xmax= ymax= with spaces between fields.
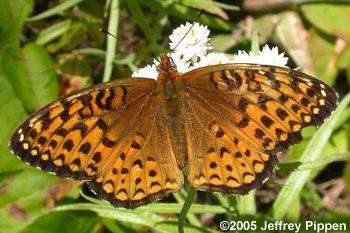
xmin=169 ymin=22 xmax=212 ymax=58
xmin=132 ymin=64 xmax=158 ymax=79
xmin=190 ymin=52 xmax=231 ymax=70
xmin=170 ymin=53 xmax=190 ymax=73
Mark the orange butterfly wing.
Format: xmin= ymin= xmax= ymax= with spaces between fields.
xmin=9 ymin=56 xmax=338 ymax=206
xmin=10 ymin=78 xmax=183 ymax=208
xmin=181 ymin=64 xmax=338 ymax=193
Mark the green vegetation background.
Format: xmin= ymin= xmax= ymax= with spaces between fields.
xmin=0 ymin=0 xmax=350 ymax=232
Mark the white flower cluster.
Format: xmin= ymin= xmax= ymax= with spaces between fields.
xmin=132 ymin=22 xmax=289 ymax=79
xmin=233 ymin=45 xmax=288 ymax=67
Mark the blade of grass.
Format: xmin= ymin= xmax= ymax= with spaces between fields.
xmin=79 ymin=48 xmax=137 ymax=70
xmin=26 ymin=0 xmax=84 ymax=21
xmin=272 ymin=93 xmax=350 ymax=219
xmin=125 ymin=0 xmax=154 ymax=43
xmin=54 ymin=202 xmax=227 ymax=214
xmin=178 ymin=187 xmax=196 ymax=233
xmin=36 ymin=19 xmax=72 ymax=45
xmin=102 ymin=0 xmax=119 ymax=82
xmin=138 ymin=0 xmax=233 ymax=30
xmin=214 ymin=193 xmax=230 ymax=209
xmin=251 ymin=24 xmax=259 ymax=54
xmin=173 ymin=188 xmax=187 ymax=202
xmin=276 ymin=152 xmax=350 ymax=172
xmin=173 ymin=189 xmax=201 ymax=227
xmin=54 ymin=203 xmax=169 ymax=231
xmin=213 ymin=194 xmax=239 ymax=221
xmin=236 ymin=191 xmax=256 ymax=216
xmin=54 ymin=202 xmax=222 ymax=233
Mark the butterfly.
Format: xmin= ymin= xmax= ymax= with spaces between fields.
xmin=9 ymin=53 xmax=338 ymax=209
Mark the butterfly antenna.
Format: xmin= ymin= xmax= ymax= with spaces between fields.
xmin=170 ymin=8 xmax=207 ymax=57
xmin=99 ymin=28 xmax=160 ymax=63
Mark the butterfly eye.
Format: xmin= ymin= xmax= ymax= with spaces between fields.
xmin=169 ymin=57 xmax=177 ymax=69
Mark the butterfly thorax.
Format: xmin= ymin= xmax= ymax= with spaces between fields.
xmin=156 ymin=53 xmax=188 ymax=168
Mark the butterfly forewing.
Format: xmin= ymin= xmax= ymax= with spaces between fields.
xmin=182 ymin=64 xmax=338 ymax=193
xmin=10 ymin=78 xmax=153 ymax=177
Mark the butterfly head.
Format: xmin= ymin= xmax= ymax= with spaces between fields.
xmin=156 ymin=53 xmax=177 ymax=73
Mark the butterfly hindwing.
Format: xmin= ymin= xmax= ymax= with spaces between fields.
xmin=184 ymin=99 xmax=277 ymax=193
xmin=87 ymin=92 xmax=183 ymax=208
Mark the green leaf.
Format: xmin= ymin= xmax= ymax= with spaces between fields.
xmin=272 ymin=12 xmax=315 ymax=74
xmin=3 ymin=43 xmax=59 ymax=112
xmin=322 ymin=211 xmax=350 ymax=228
xmin=36 ymin=19 xmax=72 ymax=46
xmin=103 ymin=217 xmax=146 ymax=232
xmin=21 ymin=211 xmax=100 ymax=233
xmin=0 ymin=72 xmax=27 ymax=173
xmin=47 ymin=21 xmax=84 ymax=53
xmin=211 ymin=34 xmax=236 ymax=52
xmin=0 ymin=0 xmax=33 ymax=32
xmin=0 ymin=169 xmax=59 ymax=206
xmin=57 ymin=56 xmax=92 ymax=86
xmin=0 ymin=169 xmax=60 ymax=232
xmin=0 ymin=0 xmax=33 ymax=172
xmin=308 ymin=29 xmax=337 ymax=85
xmin=79 ymin=0 xmax=105 ymax=18
xmin=0 ymin=0 xmax=33 ymax=57
xmin=301 ymin=3 xmax=350 ymax=40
